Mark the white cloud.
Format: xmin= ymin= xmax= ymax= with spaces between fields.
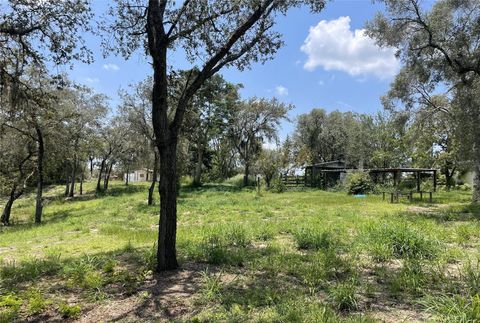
xmin=275 ymin=85 xmax=289 ymax=96
xmin=102 ymin=63 xmax=120 ymax=71
xmin=300 ymin=16 xmax=399 ymax=79
xmin=85 ymin=77 xmax=99 ymax=83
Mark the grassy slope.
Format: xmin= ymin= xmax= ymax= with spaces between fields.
xmin=0 ymin=181 xmax=479 ymax=322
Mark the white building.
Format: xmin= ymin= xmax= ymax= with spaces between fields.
xmin=124 ymin=168 xmax=156 ymax=182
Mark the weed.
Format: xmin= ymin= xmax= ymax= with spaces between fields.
xmin=25 ymin=289 xmax=49 ymax=315
xmin=200 ymin=268 xmax=223 ymax=302
xmin=58 ymin=303 xmax=81 ymax=319
xmin=461 ymin=258 xmax=480 ymax=296
xmin=422 ymin=294 xmax=480 ymax=322
xmin=293 ymin=227 xmax=338 ymax=250
xmin=389 ymin=260 xmax=426 ymax=297
xmin=102 ymin=259 xmax=117 ymax=273
xmin=329 ymin=281 xmax=358 ymax=311
xmin=368 ymin=223 xmax=437 ymax=260
xmin=0 ymin=293 xmax=22 ymax=322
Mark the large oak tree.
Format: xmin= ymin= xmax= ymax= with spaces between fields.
xmin=103 ymin=0 xmax=326 ymax=271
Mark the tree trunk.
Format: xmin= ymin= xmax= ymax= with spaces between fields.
xmin=148 ymin=150 xmax=159 ymax=205
xmin=64 ymin=170 xmax=70 ymax=197
xmin=193 ymin=146 xmax=203 ymax=186
xmin=1 ymin=186 xmax=17 ymax=225
xmin=156 ymin=143 xmax=178 ymax=271
xmin=69 ymin=157 xmax=77 ymax=198
xmin=89 ymin=156 xmax=94 ymax=178
xmin=125 ymin=166 xmax=129 ymax=186
xmin=96 ymin=159 xmax=105 ymax=193
xmin=473 ymin=149 xmax=480 ymax=203
xmin=445 ymin=169 xmax=453 ymax=192
xmin=35 ymin=126 xmax=44 ymax=224
xmin=80 ymin=173 xmax=83 ymax=195
xmin=104 ymin=162 xmax=114 ymax=191
xmin=243 ymin=161 xmax=250 ymax=187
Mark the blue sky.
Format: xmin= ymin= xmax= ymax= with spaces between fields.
xmin=69 ymin=1 xmax=408 ymax=139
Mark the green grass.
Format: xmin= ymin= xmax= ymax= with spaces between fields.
xmin=0 ymin=181 xmax=479 ymax=321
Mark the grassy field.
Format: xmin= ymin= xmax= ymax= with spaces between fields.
xmin=0 ymin=181 xmax=479 ymax=322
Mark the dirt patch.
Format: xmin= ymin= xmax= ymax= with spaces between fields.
xmin=370 ymin=305 xmax=429 ymax=322
xmin=77 ymin=262 xmax=208 ymax=322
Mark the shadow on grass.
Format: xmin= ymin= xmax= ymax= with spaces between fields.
xmin=180 ymin=183 xmax=244 ymax=194
xmin=402 ymin=202 xmax=480 ymax=222
xmin=0 ymin=244 xmax=207 ymax=321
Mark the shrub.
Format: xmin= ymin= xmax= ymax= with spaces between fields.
xmin=458 ymin=183 xmax=472 ymax=191
xmin=346 ymin=172 xmax=374 ymax=195
xmin=270 ymin=178 xmax=286 ymax=193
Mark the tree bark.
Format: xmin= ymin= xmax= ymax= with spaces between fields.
xmin=125 ymin=166 xmax=129 ymax=186
xmin=89 ymin=156 xmax=94 ymax=179
xmin=473 ymin=148 xmax=480 ymax=203
xmin=243 ymin=161 xmax=250 ymax=187
xmin=1 ymin=186 xmax=17 ymax=225
xmin=64 ymin=169 xmax=70 ymax=197
xmin=34 ymin=126 xmax=44 ymax=224
xmin=473 ymin=115 xmax=480 ymax=203
xmin=148 ymin=149 xmax=159 ymax=205
xmin=193 ymin=146 xmax=203 ymax=186
xmin=445 ymin=168 xmax=454 ymax=192
xmin=80 ymin=173 xmax=83 ymax=195
xmin=104 ymin=162 xmax=114 ymax=191
xmin=96 ymin=159 xmax=105 ymax=193
xmin=69 ymin=157 xmax=77 ymax=198
xmin=156 ymin=143 xmax=178 ymax=271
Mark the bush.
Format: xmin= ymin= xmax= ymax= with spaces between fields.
xmin=270 ymin=178 xmax=286 ymax=193
xmin=346 ymin=172 xmax=373 ymax=195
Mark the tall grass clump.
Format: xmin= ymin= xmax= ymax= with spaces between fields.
xmin=293 ymin=227 xmax=339 ymax=251
xmin=328 ymin=280 xmax=358 ymax=311
xmin=422 ymin=294 xmax=480 ymax=322
xmin=198 ymin=225 xmax=251 ymax=265
xmin=0 ymin=254 xmax=62 ymax=287
xmin=461 ymin=258 xmax=480 ymax=296
xmin=368 ymin=223 xmax=438 ymax=261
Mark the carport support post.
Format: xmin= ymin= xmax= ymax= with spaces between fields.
xmin=433 ymin=170 xmax=437 ymax=192
xmin=416 ymin=171 xmax=421 ymax=192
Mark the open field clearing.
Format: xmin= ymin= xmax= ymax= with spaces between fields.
xmin=1 ymin=182 xmax=479 ymax=322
